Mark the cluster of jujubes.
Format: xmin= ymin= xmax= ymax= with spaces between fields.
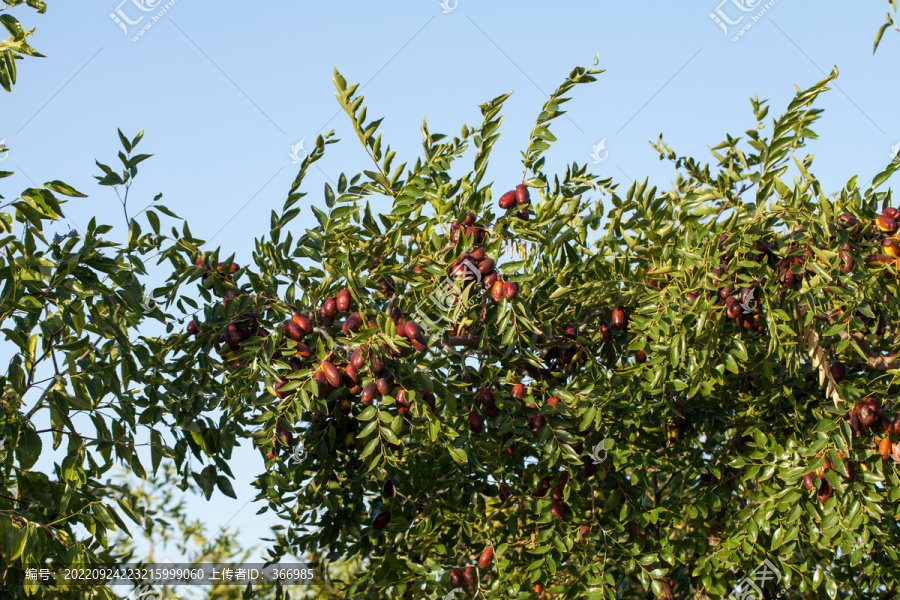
xmin=539 ymin=305 xmax=647 ymax=379
xmin=445 ymin=243 xmax=517 ymax=303
xmin=846 ymin=398 xmax=900 ymax=460
xmin=447 ymin=547 xmax=493 ymax=591
xmin=497 ymin=184 xmax=532 ymax=222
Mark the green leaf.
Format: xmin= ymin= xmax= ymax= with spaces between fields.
xmin=15 ymin=429 xmax=41 ymax=470
xmin=216 ymin=476 xmax=237 ymax=499
xmin=44 ymin=181 xmax=87 ymax=197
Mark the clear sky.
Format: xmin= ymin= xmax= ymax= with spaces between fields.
xmin=4 ymin=0 xmax=899 ymax=565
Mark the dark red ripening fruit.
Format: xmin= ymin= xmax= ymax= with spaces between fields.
xmin=550 ymin=499 xmax=564 ymax=518
xmin=816 ymin=481 xmax=833 ymax=503
xmin=843 ymin=458 xmax=855 ymax=479
xmin=516 ymin=208 xmax=530 ymax=221
xmin=411 ymin=335 xmax=428 ymax=352
xmin=502 ymin=281 xmax=518 ymax=299
xmin=342 ymin=312 xmax=363 ymax=334
xmin=469 ymin=411 xmax=483 ymax=433
xmin=845 ymin=410 xmax=864 ymax=435
xmin=718 ymin=284 xmax=736 ymax=300
xmin=725 ymin=296 xmax=743 ymax=320
xmin=879 ymin=414 xmax=892 ymax=434
xmin=530 ymin=414 xmax=546 ymax=436
xmin=376 ymin=370 xmax=394 ymax=395
xmin=611 ymin=306 xmax=628 ymax=331
xmin=483 ymin=271 xmax=500 ymax=290
xmin=634 ymin=349 xmax=647 ymax=364
xmin=479 ymin=546 xmax=494 ymax=569
xmin=343 ymin=363 xmax=360 ymax=384
xmin=224 ymin=324 xmax=243 ymax=350
xmin=838 ymin=213 xmax=861 ymax=233
xmin=884 ymin=207 xmax=900 ymax=220
xmin=499 ymin=190 xmax=517 ymax=210
xmin=337 ymin=289 xmax=351 ymax=312
xmin=187 ymin=320 xmax=199 ymax=336
xmin=289 ymin=356 xmax=303 ymax=372
xmin=372 ymin=510 xmax=391 ymax=530
xmin=396 ymin=390 xmax=410 ymax=416
xmin=295 ymin=343 xmax=311 ymax=359
xmin=382 ymin=479 xmax=394 ymax=498
xmin=478 ymin=387 xmax=494 ymax=407
xmin=829 ymin=360 xmax=845 ymax=383
xmin=394 ymin=317 xmax=407 ymax=337
xmin=803 ymin=472 xmax=817 ymax=491
xmin=371 ymin=353 xmax=384 ymax=374
xmin=361 ymin=382 xmax=377 ymax=404
xmin=338 ymin=397 xmax=352 ymax=415
xmin=312 ymin=371 xmax=331 ymax=398
xmin=351 ymin=347 xmax=366 ymax=369
xmin=422 ymin=390 xmax=436 ymax=411
xmin=450 ymin=568 xmax=463 ymax=589
xmin=599 ymin=320 xmax=612 ymax=343
xmin=892 ymin=412 xmax=900 ymax=434
xmin=323 ymin=297 xmax=338 ymax=317
xmin=546 ymin=396 xmax=559 ymax=407
xmin=273 ymin=377 xmax=289 ymax=399
xmin=318 ymin=306 xmax=334 ymax=327
xmin=460 ymin=211 xmax=477 ymax=227
xmin=463 ymin=567 xmax=476 ymax=587
xmin=403 ymin=321 xmax=420 ymax=339
xmin=321 ymin=361 xmax=341 ymax=388
xmin=292 ymin=313 xmax=312 ymax=334
xmin=579 ymin=524 xmax=590 ymax=542
xmin=549 ymin=484 xmax=563 ymax=500
xmin=856 ymin=398 xmax=882 ymax=427
xmin=478 ymin=258 xmax=496 ymax=274
xmin=511 ymin=383 xmax=525 ymax=401
xmin=515 ymin=184 xmax=530 ymax=206
xmin=534 ymin=476 xmax=552 ymax=497
xmin=838 ymin=245 xmax=854 ymax=274
xmin=490 ymin=280 xmax=504 ymax=303
xmin=470 ymin=247 xmax=487 ymax=262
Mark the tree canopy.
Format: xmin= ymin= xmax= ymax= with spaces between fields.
xmin=2 ymin=5 xmax=900 ymax=600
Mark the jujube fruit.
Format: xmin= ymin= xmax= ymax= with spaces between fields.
xmin=361 ymin=382 xmax=377 ymax=404
xmin=468 ymin=411 xmax=483 ymax=433
xmin=515 ymin=184 xmax=530 ymax=205
xmin=373 ymin=510 xmax=391 ymax=530
xmin=337 ymin=288 xmax=351 ymax=312
xmin=479 ymin=546 xmax=494 ymax=569
xmin=321 ymin=361 xmax=341 ymax=388
xmin=499 ymin=190 xmax=517 ymax=210
xmin=450 ymin=568 xmax=462 ymax=588
xmin=323 ymin=297 xmax=338 ymax=317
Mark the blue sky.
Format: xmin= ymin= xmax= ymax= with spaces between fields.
xmin=4 ymin=0 xmax=899 ymax=564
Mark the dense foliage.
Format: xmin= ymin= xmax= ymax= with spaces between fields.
xmin=2 ymin=5 xmax=900 ymax=600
